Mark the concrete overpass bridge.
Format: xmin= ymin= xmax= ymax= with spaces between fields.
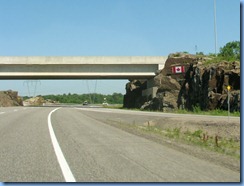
xmin=0 ymin=56 xmax=167 ymax=80
xmin=0 ymin=56 xmax=167 ymax=98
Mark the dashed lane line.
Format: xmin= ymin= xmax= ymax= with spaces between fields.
xmin=0 ymin=112 xmax=5 ymax=115
xmin=48 ymin=108 xmax=76 ymax=182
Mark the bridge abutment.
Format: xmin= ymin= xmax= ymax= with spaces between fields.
xmin=142 ymin=78 xmax=158 ymax=99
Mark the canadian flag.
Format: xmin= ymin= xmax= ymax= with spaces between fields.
xmin=172 ymin=66 xmax=185 ymax=74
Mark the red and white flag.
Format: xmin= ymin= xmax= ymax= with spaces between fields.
xmin=172 ymin=66 xmax=185 ymax=74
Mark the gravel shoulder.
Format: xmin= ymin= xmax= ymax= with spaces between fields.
xmin=79 ymin=108 xmax=240 ymax=173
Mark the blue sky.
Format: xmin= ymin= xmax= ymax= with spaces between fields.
xmin=0 ymin=0 xmax=241 ymax=96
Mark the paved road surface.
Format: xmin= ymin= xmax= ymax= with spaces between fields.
xmin=0 ymin=107 xmax=240 ymax=182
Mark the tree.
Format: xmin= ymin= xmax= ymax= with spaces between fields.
xmin=42 ymin=92 xmax=124 ymax=104
xmin=218 ymin=41 xmax=240 ymax=61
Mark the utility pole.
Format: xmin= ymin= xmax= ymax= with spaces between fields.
xmin=85 ymin=80 xmax=97 ymax=104
xmin=227 ymin=85 xmax=231 ymax=123
xmin=214 ymin=0 xmax=218 ymax=56
xmin=23 ymin=80 xmax=41 ymax=97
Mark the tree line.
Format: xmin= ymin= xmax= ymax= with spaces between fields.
xmin=196 ymin=41 xmax=240 ymax=61
xmin=23 ymin=92 xmax=124 ymax=104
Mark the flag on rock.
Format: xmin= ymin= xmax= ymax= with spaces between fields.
xmin=172 ymin=66 xmax=185 ymax=74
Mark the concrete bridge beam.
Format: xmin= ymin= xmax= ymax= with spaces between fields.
xmin=0 ymin=56 xmax=167 ymax=80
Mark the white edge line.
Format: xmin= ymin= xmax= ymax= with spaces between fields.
xmin=0 ymin=112 xmax=5 ymax=114
xmin=48 ymin=107 xmax=76 ymax=182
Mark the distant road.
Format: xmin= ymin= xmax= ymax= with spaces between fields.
xmin=0 ymin=107 xmax=239 ymax=182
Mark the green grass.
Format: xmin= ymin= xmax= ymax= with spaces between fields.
xmin=175 ymin=107 xmax=240 ymax=117
xmin=202 ymin=55 xmax=238 ymax=66
xmin=106 ymin=118 xmax=240 ymax=159
xmin=142 ymin=126 xmax=240 ymax=158
xmin=111 ymin=106 xmax=240 ymax=117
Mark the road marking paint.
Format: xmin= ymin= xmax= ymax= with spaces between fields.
xmin=0 ymin=112 xmax=5 ymax=115
xmin=48 ymin=108 xmax=76 ymax=182
xmin=13 ymin=109 xmax=18 ymax=112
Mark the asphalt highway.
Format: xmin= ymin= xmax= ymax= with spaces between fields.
xmin=0 ymin=106 xmax=240 ymax=182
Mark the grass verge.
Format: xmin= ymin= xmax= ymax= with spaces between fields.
xmin=106 ymin=106 xmax=240 ymax=117
xmin=175 ymin=108 xmax=240 ymax=117
xmin=140 ymin=125 xmax=240 ymax=159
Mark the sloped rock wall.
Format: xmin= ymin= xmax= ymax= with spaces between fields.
xmin=178 ymin=62 xmax=240 ymax=111
xmin=0 ymin=90 xmax=23 ymax=107
xmin=123 ymin=80 xmax=147 ymax=108
xmin=123 ymin=53 xmax=240 ymax=112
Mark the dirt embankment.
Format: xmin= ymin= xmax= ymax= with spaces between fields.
xmin=0 ymin=90 xmax=23 ymax=107
xmin=0 ymin=91 xmax=58 ymax=107
xmin=23 ymin=96 xmax=59 ymax=106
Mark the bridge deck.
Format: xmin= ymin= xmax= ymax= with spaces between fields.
xmin=0 ymin=56 xmax=167 ymax=79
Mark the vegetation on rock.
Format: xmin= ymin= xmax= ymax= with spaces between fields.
xmin=123 ymin=41 xmax=240 ymax=113
xmin=218 ymin=41 xmax=240 ymax=61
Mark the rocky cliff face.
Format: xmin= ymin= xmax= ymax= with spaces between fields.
xmin=0 ymin=90 xmax=23 ymax=107
xmin=123 ymin=80 xmax=147 ymax=108
xmin=124 ymin=53 xmax=240 ymax=112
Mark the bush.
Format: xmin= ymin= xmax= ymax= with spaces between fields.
xmin=218 ymin=41 xmax=240 ymax=61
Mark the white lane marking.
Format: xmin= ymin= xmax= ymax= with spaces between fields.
xmin=48 ymin=108 xmax=76 ymax=182
xmin=13 ymin=109 xmax=18 ymax=112
xmin=0 ymin=112 xmax=5 ymax=115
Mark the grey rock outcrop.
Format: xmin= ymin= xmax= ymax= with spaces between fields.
xmin=123 ymin=53 xmax=240 ymax=112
